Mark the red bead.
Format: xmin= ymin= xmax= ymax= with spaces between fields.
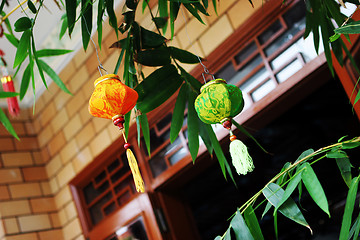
xmin=230 ymin=135 xmax=237 ymax=142
xmin=124 ymin=143 xmax=131 ymax=149
xmin=222 ymin=120 xmax=232 ymax=130
xmin=113 ymin=116 xmax=125 ymax=128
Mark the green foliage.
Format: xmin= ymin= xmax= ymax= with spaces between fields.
xmin=170 ymin=83 xmax=188 ymax=143
xmin=187 ymin=85 xmax=200 ymax=162
xmin=339 ymin=175 xmax=360 ymax=240
xmin=216 ymin=137 xmax=360 ymax=240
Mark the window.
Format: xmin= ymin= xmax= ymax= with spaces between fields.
xmin=215 ymin=0 xmax=321 ymax=109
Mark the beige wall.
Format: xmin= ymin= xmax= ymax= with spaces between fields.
xmin=0 ymin=0 xmax=261 ymax=239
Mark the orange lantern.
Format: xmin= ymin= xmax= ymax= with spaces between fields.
xmin=89 ymin=74 xmax=145 ymax=192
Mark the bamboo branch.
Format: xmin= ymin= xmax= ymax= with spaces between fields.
xmin=0 ymin=0 xmax=28 ymax=25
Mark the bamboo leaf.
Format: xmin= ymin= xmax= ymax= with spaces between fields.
xmin=262 ymin=201 xmax=272 ymax=219
xmin=179 ymin=66 xmax=202 ymax=93
xmin=275 ymin=170 xmax=302 ymax=211
xmin=352 ymin=213 xmax=360 ymax=240
xmin=81 ymin=0 xmax=93 ymax=51
xmin=170 ymin=84 xmax=188 ymax=143
xmin=204 ymin=123 xmax=227 ymax=179
xmin=183 ymin=3 xmax=205 ymax=24
xmin=14 ymin=29 xmax=31 ymax=68
xmin=339 ymin=176 xmax=360 ymax=240
xmin=170 ymin=1 xmax=180 ymax=38
xmin=14 ymin=17 xmax=32 ymax=32
xmin=263 ymin=183 xmax=311 ymax=231
xmin=295 ymin=149 xmax=314 ymax=163
xmin=126 ymin=0 xmax=138 ymax=9
xmin=135 ymin=48 xmax=171 ymax=66
xmin=336 ymin=157 xmax=352 ymax=188
xmin=327 ymin=150 xmax=348 ymax=159
xmin=170 ymin=46 xmax=200 ymax=64
xmin=27 ymin=0 xmax=37 ymax=14
xmin=0 ymin=108 xmax=19 ymax=140
xmin=97 ymin=0 xmax=105 ymax=49
xmin=335 ymin=21 xmax=360 ymax=34
xmin=231 ymin=210 xmax=255 ymax=240
xmin=231 ymin=119 xmax=268 ymax=153
xmin=300 ymin=163 xmax=330 ymax=216
xmin=31 ymin=34 xmax=47 ymax=88
xmin=0 ymin=0 xmax=6 ymax=12
xmin=138 ymin=113 xmax=151 ymax=156
xmin=0 ymin=92 xmax=19 ymax=98
xmin=140 ymin=26 xmax=167 ymax=48
xmin=158 ymin=0 xmax=168 ymax=33
xmin=135 ymin=64 xmax=183 ymax=113
xmin=187 ymin=86 xmax=199 ymax=162
xmin=38 ymin=60 xmax=72 ymax=95
xmin=198 ymin=120 xmax=213 ymax=155
xmin=65 ymin=0 xmax=77 ymax=36
xmin=224 ymin=227 xmax=231 ymax=240
xmin=105 ymin=0 xmax=118 ymax=37
xmin=20 ymin=64 xmax=31 ymax=100
xmin=4 ymin=33 xmax=19 ymax=48
xmin=36 ymin=49 xmax=73 ymax=57
xmin=244 ymin=205 xmax=264 ymax=240
xmin=124 ymin=111 xmax=131 ymax=139
xmin=59 ymin=16 xmax=68 ymax=39
xmin=343 ymin=142 xmax=360 ymax=149
xmin=212 ymin=0 xmax=217 ymax=14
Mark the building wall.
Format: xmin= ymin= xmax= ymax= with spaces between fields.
xmin=0 ymin=1 xmax=261 ymax=239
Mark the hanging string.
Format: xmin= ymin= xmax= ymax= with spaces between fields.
xmin=83 ymin=15 xmax=108 ymax=76
xmin=178 ymin=1 xmax=215 ymax=83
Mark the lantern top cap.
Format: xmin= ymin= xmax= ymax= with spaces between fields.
xmin=94 ymin=74 xmax=120 ymax=87
xmin=200 ymin=79 xmax=227 ymax=93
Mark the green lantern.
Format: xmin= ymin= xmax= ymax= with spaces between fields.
xmin=194 ymin=79 xmax=244 ymax=124
xmin=194 ymin=79 xmax=254 ymax=175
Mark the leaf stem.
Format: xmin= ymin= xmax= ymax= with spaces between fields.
xmin=238 ymin=137 xmax=360 ymax=215
xmin=0 ymin=0 xmax=28 ymax=24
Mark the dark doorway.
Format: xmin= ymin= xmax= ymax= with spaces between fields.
xmin=180 ymin=77 xmax=360 ymax=240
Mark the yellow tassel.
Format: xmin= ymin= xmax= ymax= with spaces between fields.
xmin=126 ymin=149 xmax=145 ymax=192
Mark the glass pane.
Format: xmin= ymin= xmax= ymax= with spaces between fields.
xmin=156 ymin=113 xmax=172 ymax=131
xmin=239 ymin=68 xmax=269 ymax=108
xmin=227 ymin=54 xmax=263 ymax=85
xmin=258 ymin=19 xmax=282 ymax=44
xmin=95 ymin=171 xmax=106 ymax=184
xmin=115 ymin=216 xmax=149 ymax=240
xmin=169 ymin=147 xmax=188 ymax=165
xmin=234 ymin=42 xmax=257 ymax=65
xmin=83 ymin=180 xmax=110 ymax=204
xmin=104 ymin=202 xmax=116 ymax=216
xmin=165 ymin=137 xmax=182 ymax=155
xmin=107 ymin=158 xmax=120 ymax=173
xmin=283 ymin=1 xmax=306 ymax=27
xmin=110 ymin=154 xmax=130 ymax=183
xmin=264 ymin=17 xmax=305 ymax=56
xmin=276 ymin=59 xmax=303 ymax=83
xmin=89 ymin=192 xmax=113 ymax=225
xmin=251 ymin=80 xmax=276 ymax=102
xmin=216 ymin=62 xmax=236 ymax=80
xmin=142 ymin=128 xmax=171 ymax=156
xmin=149 ymin=150 xmax=168 ymax=177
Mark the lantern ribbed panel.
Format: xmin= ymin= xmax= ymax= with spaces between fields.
xmin=89 ymin=74 xmax=138 ymax=119
xmin=194 ymin=79 xmax=244 ymax=124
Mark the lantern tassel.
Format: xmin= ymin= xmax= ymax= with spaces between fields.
xmin=1 ymin=76 xmax=20 ymax=117
xmin=126 ymin=148 xmax=145 ymax=193
xmin=229 ymin=133 xmax=254 ymax=175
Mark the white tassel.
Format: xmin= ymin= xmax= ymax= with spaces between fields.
xmin=229 ymin=139 xmax=254 ymax=175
